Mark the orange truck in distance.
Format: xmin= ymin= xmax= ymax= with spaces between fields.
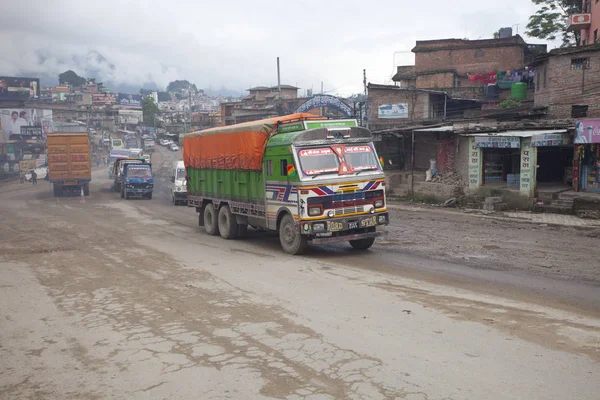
xmin=47 ymin=132 xmax=92 ymax=196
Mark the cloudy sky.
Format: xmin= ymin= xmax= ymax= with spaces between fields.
xmin=0 ymin=0 xmax=545 ymax=96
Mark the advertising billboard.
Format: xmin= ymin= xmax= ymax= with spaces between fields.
xmin=575 ymin=119 xmax=600 ymax=144
xmin=118 ymin=109 xmax=142 ymax=125
xmin=378 ymin=103 xmax=408 ymax=119
xmin=118 ymin=93 xmax=143 ymax=108
xmin=0 ymin=76 xmax=40 ymax=100
xmin=0 ymin=108 xmax=54 ymax=143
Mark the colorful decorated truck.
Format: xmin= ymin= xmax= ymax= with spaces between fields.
xmin=182 ymin=113 xmax=389 ymax=255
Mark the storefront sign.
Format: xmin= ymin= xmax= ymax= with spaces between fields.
xmin=530 ymin=133 xmax=569 ymax=147
xmin=474 ymin=136 xmax=520 ymax=148
xmin=468 ymin=137 xmax=482 ymax=189
xmin=520 ymin=138 xmax=536 ymax=196
xmin=575 ymin=119 xmax=600 ymax=144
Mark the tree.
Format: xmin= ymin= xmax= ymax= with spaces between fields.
xmin=493 ymin=30 xmax=500 ymax=39
xmin=526 ymin=0 xmax=581 ymax=47
xmin=166 ymin=80 xmax=198 ymax=93
xmin=157 ymin=91 xmax=171 ymax=102
xmin=142 ymin=97 xmax=160 ymax=126
xmin=58 ymin=70 xmax=87 ymax=87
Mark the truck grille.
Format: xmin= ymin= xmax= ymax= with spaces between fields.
xmin=332 ymin=190 xmax=365 ymax=216
xmin=335 ymin=206 xmax=365 ymax=216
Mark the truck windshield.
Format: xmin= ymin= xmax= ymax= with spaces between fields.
xmin=344 ymin=145 xmax=379 ymax=171
xmin=296 ymin=145 xmax=379 ymax=176
xmin=297 ymin=148 xmax=339 ymax=176
xmin=128 ymin=167 xmax=152 ymax=177
xmin=112 ymin=139 xmax=122 ymax=146
xmin=176 ymin=169 xmax=186 ymax=179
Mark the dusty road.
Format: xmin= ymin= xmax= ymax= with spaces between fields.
xmin=1 ymin=146 xmax=599 ymax=400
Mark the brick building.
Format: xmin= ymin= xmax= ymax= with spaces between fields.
xmin=532 ymin=43 xmax=600 ymax=119
xmin=393 ymin=34 xmax=546 ymax=100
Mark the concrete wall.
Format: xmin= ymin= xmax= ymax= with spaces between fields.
xmin=534 ymin=47 xmax=600 ymax=119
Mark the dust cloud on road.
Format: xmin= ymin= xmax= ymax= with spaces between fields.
xmin=1 ymin=147 xmax=599 ymax=399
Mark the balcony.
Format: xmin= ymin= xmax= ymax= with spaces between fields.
xmin=567 ymin=14 xmax=591 ymax=31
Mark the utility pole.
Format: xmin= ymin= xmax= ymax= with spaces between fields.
xmin=363 ymin=69 xmax=368 ymax=129
xmin=320 ymin=81 xmax=324 ymax=116
xmin=276 ymin=57 xmax=283 ymax=116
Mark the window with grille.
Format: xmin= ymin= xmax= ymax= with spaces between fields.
xmin=571 ymin=58 xmax=590 ymax=70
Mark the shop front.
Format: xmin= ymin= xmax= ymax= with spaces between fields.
xmin=574 ymin=119 xmax=600 ymax=193
xmin=465 ymin=129 xmax=570 ymax=198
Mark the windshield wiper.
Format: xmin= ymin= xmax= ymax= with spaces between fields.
xmin=354 ymin=167 xmax=379 ymax=175
xmin=311 ymin=170 xmax=338 ymax=179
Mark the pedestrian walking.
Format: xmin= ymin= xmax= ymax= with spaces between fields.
xmin=19 ymin=171 xmax=25 ymax=183
xmin=31 ymin=170 xmax=37 ymax=185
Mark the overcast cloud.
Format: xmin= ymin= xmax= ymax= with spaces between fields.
xmin=0 ymin=0 xmax=543 ymax=96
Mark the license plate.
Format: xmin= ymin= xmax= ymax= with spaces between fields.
xmin=328 ymin=221 xmax=344 ymax=232
xmin=348 ymin=220 xmax=359 ymax=229
xmin=360 ymin=216 xmax=377 ymax=228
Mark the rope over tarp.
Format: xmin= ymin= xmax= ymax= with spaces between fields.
xmin=183 ymin=113 xmax=323 ymax=171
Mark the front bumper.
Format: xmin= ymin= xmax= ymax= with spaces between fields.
xmin=312 ymin=231 xmax=382 ymax=245
xmin=126 ymin=188 xmax=152 ymax=195
xmin=300 ymin=212 xmax=389 ymax=236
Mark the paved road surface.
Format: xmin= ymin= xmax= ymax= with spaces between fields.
xmin=1 ymin=146 xmax=598 ymax=399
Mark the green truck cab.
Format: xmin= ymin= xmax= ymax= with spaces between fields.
xmin=184 ymin=113 xmax=389 ymax=255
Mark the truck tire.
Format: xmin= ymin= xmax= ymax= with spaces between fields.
xmin=204 ymin=203 xmax=220 ymax=236
xmin=53 ymin=185 xmax=61 ymax=197
xmin=218 ymin=205 xmax=238 ymax=240
xmin=349 ymin=237 xmax=376 ymax=250
xmin=146 ymin=193 xmax=152 ymax=200
xmin=279 ymin=214 xmax=307 ymax=255
xmin=83 ymin=183 xmax=90 ymax=196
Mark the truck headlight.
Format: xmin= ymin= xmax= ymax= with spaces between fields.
xmin=327 ymin=210 xmax=334 ymax=218
xmin=374 ymin=199 xmax=384 ymax=208
xmin=312 ymin=222 xmax=326 ymax=232
xmin=308 ymin=206 xmax=322 ymax=216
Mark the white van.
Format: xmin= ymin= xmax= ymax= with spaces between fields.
xmin=170 ymin=161 xmax=187 ymax=205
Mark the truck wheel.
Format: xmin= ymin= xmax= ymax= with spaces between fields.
xmin=349 ymin=237 xmax=376 ymax=250
xmin=279 ymin=214 xmax=307 ymax=255
xmin=218 ymin=205 xmax=238 ymax=240
xmin=146 ymin=193 xmax=152 ymax=200
xmin=204 ymin=203 xmax=220 ymax=236
xmin=53 ymin=185 xmax=61 ymax=197
xmin=83 ymin=183 xmax=90 ymax=196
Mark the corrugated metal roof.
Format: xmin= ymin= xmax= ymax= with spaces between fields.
xmin=461 ymin=129 xmax=567 ymax=137
xmin=414 ymin=126 xmax=454 ymax=132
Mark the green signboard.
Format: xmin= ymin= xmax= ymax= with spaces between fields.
xmin=304 ymin=120 xmax=357 ymax=130
xmin=278 ymin=121 xmax=305 ymax=134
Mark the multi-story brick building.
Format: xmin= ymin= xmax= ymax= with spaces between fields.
xmin=532 ymin=43 xmax=600 ymax=119
xmin=393 ymin=33 xmax=546 ymax=100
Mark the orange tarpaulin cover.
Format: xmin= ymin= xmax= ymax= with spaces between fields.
xmin=183 ymin=113 xmax=322 ymax=171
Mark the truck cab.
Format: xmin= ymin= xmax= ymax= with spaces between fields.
xmin=113 ymin=158 xmax=143 ymax=192
xmin=266 ymin=123 xmax=389 ymax=253
xmin=122 ymin=162 xmax=153 ymax=200
xmin=170 ymin=161 xmax=187 ymax=205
